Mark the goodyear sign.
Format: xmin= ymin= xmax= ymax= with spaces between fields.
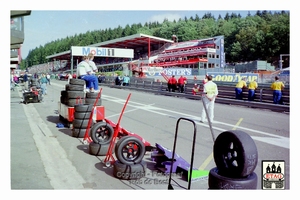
xmin=210 ymin=72 xmax=259 ymax=82
xmin=71 ymin=46 xmax=134 ymax=58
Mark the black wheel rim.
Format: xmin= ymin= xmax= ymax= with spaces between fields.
xmin=120 ymin=141 xmax=142 ymax=162
xmin=95 ymin=125 xmax=110 ymax=143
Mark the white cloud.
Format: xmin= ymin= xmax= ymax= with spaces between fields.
xmin=149 ymin=13 xmax=182 ymax=23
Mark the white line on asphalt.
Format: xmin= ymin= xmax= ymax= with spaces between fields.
xmin=102 ymin=94 xmax=289 ymax=149
xmin=19 ymin=91 xmax=87 ymax=189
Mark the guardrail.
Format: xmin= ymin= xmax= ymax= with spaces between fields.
xmin=100 ymin=77 xmax=290 ymax=113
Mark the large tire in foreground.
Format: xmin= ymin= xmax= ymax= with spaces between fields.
xmin=115 ymin=136 xmax=145 ymax=165
xmin=89 ymin=142 xmax=114 ymax=156
xmin=213 ymin=130 xmax=258 ymax=178
xmin=90 ymin=121 xmax=114 ymax=145
xmin=113 ymin=160 xmax=147 ymax=180
xmin=208 ymin=167 xmax=257 ymax=189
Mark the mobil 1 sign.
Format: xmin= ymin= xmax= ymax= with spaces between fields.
xmin=71 ymin=46 xmax=134 ymax=58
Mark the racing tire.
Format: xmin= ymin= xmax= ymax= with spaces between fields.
xmin=73 ymin=119 xmax=91 ymax=129
xmin=89 ymin=142 xmax=114 ymax=156
xmin=74 ymin=104 xmax=93 ymax=112
xmin=67 ymin=91 xmax=85 ymax=99
xmin=113 ymin=160 xmax=147 ymax=180
xmin=85 ymin=98 xmax=102 ymax=106
xmin=208 ymin=167 xmax=257 ymax=189
xmin=115 ymin=136 xmax=145 ymax=165
xmin=69 ymin=78 xmax=85 ymax=85
xmin=213 ymin=130 xmax=258 ymax=178
xmin=74 ymin=112 xmax=91 ymax=119
xmin=72 ymin=128 xmax=88 ymax=138
xmin=66 ymin=84 xmax=84 ymax=91
xmin=90 ymin=121 xmax=114 ymax=145
xmin=86 ymin=92 xmax=101 ymax=98
xmin=67 ymin=98 xmax=86 ymax=107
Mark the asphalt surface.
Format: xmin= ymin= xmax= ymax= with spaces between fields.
xmin=9 ymin=79 xmax=292 ymax=195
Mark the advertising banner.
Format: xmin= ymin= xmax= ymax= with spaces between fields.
xmin=209 ymin=72 xmax=259 ymax=82
xmin=142 ymin=67 xmax=259 ymax=83
xmin=71 ymin=46 xmax=134 ymax=58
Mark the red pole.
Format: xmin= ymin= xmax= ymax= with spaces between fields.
xmin=104 ymin=93 xmax=132 ymax=164
xmin=148 ymin=37 xmax=150 ymax=59
xmin=83 ymin=88 xmax=103 ymax=143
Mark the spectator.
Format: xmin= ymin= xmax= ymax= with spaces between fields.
xmin=248 ymin=78 xmax=258 ymax=101
xmin=200 ymin=75 xmax=218 ymax=123
xmin=76 ymin=55 xmax=99 ymax=93
xmin=40 ymin=74 xmax=48 ymax=96
xmin=46 ymin=73 xmax=51 ymax=85
xmin=13 ymin=74 xmax=19 ymax=84
xmin=88 ymin=53 xmax=98 ymax=75
xmin=235 ymin=77 xmax=247 ymax=100
xmin=67 ymin=73 xmax=72 ymax=84
xmin=10 ymin=72 xmax=15 ymax=91
xmin=177 ymin=75 xmax=186 ymax=93
xmin=23 ymin=71 xmax=29 ymax=90
xmin=270 ymin=76 xmax=285 ymax=104
xmin=115 ymin=75 xmax=122 ymax=86
xmin=192 ymin=83 xmax=199 ymax=95
xmin=168 ymin=75 xmax=177 ymax=92
xmin=202 ymin=74 xmax=208 ymax=85
xmin=123 ymin=75 xmax=130 ymax=86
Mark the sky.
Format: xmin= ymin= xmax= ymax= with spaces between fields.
xmin=20 ymin=10 xmax=261 ymax=59
xmin=6 ymin=0 xmax=295 ymax=59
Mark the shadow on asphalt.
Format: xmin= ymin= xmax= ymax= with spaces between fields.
xmin=47 ymin=115 xmax=61 ymax=125
xmin=58 ymin=127 xmax=72 ymax=137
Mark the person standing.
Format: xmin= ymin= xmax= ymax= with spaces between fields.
xmin=248 ymin=77 xmax=258 ymax=101
xmin=270 ymin=76 xmax=285 ymax=104
xmin=200 ymin=75 xmax=218 ymax=123
xmin=76 ymin=55 xmax=99 ymax=93
xmin=46 ymin=73 xmax=51 ymax=85
xmin=192 ymin=83 xmax=199 ymax=95
xmin=23 ymin=71 xmax=29 ymax=90
xmin=40 ymin=74 xmax=48 ymax=96
xmin=10 ymin=71 xmax=15 ymax=91
xmin=168 ymin=75 xmax=177 ymax=92
xmin=177 ymin=75 xmax=186 ymax=93
xmin=67 ymin=73 xmax=72 ymax=84
xmin=123 ymin=75 xmax=130 ymax=86
xmin=235 ymin=77 xmax=247 ymax=100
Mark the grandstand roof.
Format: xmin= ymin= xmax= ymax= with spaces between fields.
xmin=46 ymin=33 xmax=174 ymax=60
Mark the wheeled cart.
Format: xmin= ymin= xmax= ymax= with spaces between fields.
xmin=57 ymin=101 xmax=105 ymax=127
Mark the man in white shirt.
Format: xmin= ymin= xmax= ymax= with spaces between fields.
xmin=76 ymin=55 xmax=99 ymax=92
xmin=88 ymin=53 xmax=98 ymax=75
xmin=200 ymin=75 xmax=218 ymax=123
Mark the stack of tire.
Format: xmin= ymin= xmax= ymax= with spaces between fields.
xmin=72 ymin=104 xmax=93 ymax=138
xmin=60 ymin=79 xmax=86 ymax=107
xmin=208 ymin=130 xmax=258 ymax=189
xmin=85 ymin=92 xmax=102 ymax=106
xmin=88 ymin=121 xmax=115 ymax=156
xmin=90 ymin=124 xmax=147 ymax=180
xmin=113 ymin=136 xmax=147 ymax=180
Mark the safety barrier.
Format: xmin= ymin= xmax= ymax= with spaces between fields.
xmin=100 ymin=77 xmax=290 ymax=113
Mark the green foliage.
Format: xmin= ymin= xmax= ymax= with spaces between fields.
xmin=23 ymin=11 xmax=289 ymax=69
